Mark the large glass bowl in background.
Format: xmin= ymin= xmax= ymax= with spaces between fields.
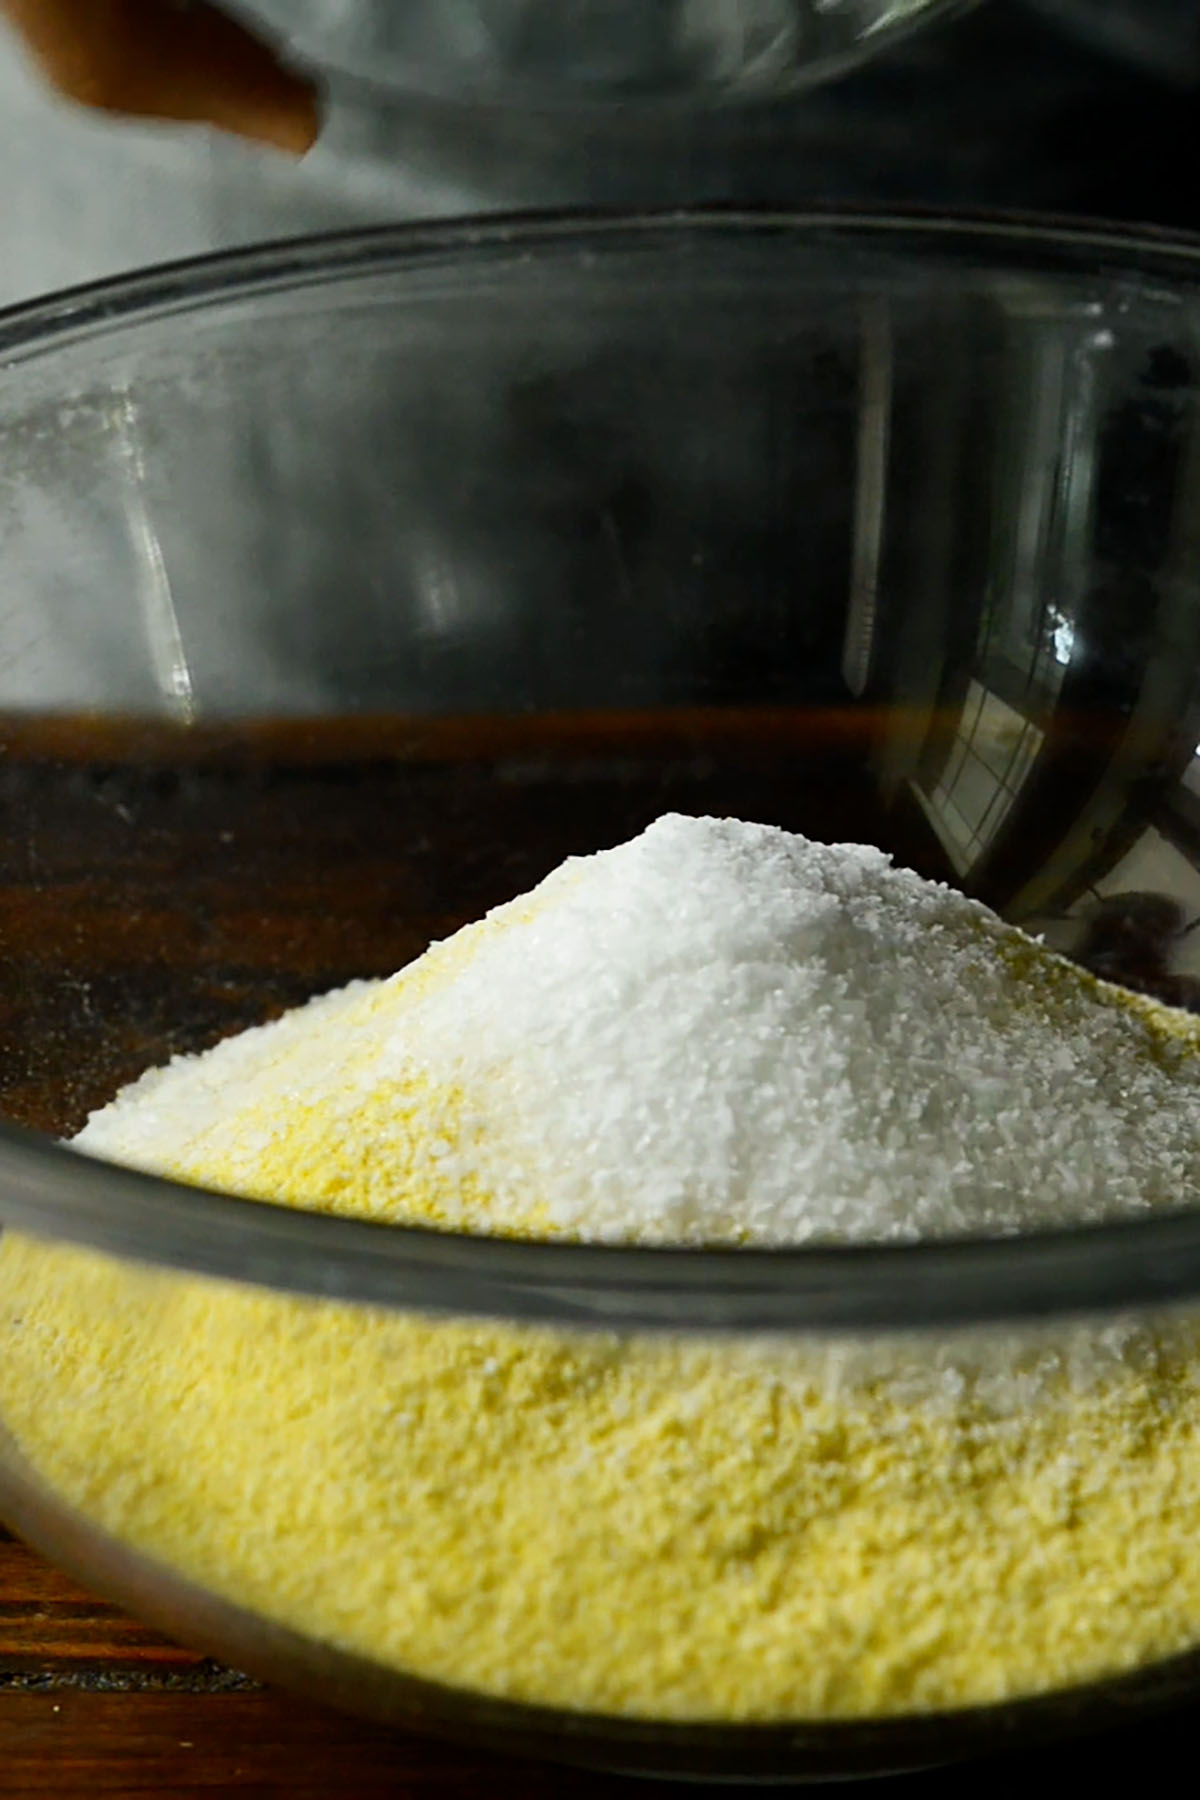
xmin=4 ymin=214 xmax=1200 ymax=1779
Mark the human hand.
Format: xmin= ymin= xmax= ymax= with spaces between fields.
xmin=2 ymin=0 xmax=319 ymax=152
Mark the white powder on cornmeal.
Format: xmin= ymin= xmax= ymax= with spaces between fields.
xmin=74 ymin=813 xmax=1200 ymax=1245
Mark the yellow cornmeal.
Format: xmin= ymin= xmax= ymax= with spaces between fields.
xmin=4 ymin=1235 xmax=1200 ymax=1719
xmin=7 ymin=819 xmax=1200 ymax=1721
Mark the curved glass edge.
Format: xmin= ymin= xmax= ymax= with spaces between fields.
xmin=4 ymin=1412 xmax=1196 ymax=1779
xmin=2 ymin=206 xmax=1200 ymax=371
xmin=233 ymin=0 xmax=980 ymax=112
xmin=4 ymin=1125 xmax=1200 ymax=1331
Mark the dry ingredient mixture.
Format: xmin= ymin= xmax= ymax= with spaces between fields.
xmin=4 ymin=814 xmax=1200 ymax=1720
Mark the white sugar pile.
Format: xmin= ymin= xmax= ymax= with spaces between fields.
xmin=74 ymin=813 xmax=1200 ymax=1245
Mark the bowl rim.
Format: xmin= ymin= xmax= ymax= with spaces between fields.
xmin=226 ymin=0 xmax=980 ymax=113
xmin=3 ymin=204 xmax=1200 ymax=365
xmin=5 ymin=205 xmax=1200 ymax=1333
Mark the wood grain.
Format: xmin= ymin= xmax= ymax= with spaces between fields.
xmin=0 ymin=1529 xmax=211 ymax=1680
xmin=0 ymin=1690 xmax=627 ymax=1798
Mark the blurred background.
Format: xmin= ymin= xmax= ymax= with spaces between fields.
xmin=1 ymin=2 xmax=1199 ymax=309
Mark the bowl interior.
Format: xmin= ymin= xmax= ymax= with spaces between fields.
xmin=1 ymin=218 xmax=1199 ymax=1155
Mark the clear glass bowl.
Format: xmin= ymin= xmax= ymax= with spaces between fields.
xmin=239 ymin=0 xmax=975 ymax=106
xmin=4 ymin=213 xmax=1200 ymax=1779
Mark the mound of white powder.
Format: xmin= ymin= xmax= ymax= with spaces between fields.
xmin=73 ymin=814 xmax=1200 ymax=1245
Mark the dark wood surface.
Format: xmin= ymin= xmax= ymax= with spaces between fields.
xmin=0 ymin=708 xmax=934 ymax=1141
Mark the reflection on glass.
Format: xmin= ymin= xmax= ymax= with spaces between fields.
xmin=920 ymin=680 xmax=1046 ymax=872
xmin=902 ymin=290 xmax=1100 ymax=876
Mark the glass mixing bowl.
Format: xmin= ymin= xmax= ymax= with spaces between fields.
xmin=4 ymin=213 xmax=1200 ymax=1780
xmin=238 ymin=0 xmax=975 ymax=106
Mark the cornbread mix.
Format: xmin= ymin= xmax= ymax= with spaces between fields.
xmin=4 ymin=813 xmax=1200 ymax=1720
